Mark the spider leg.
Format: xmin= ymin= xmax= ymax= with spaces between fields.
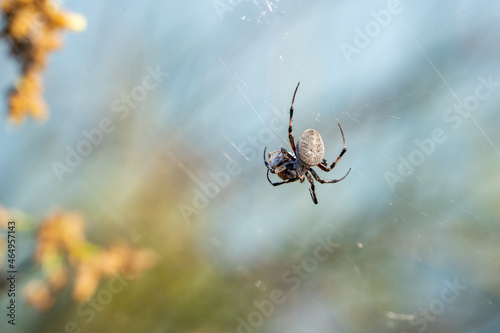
xmin=264 ymin=147 xmax=294 ymax=172
xmin=309 ymin=167 xmax=351 ymax=184
xmin=264 ymin=147 xmax=279 ymax=168
xmin=266 ymin=169 xmax=299 ymax=186
xmin=317 ymin=123 xmax=347 ymax=172
xmin=305 ymin=172 xmax=318 ymax=204
xmin=263 ymin=147 xmax=269 ymax=168
xmin=264 ymin=147 xmax=278 ymax=170
xmin=288 ymin=82 xmax=300 ymax=156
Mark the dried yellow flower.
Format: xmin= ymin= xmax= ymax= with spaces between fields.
xmin=24 ymin=280 xmax=54 ymax=312
xmin=1 ymin=0 xmax=87 ymax=124
xmin=25 ymin=210 xmax=157 ymax=311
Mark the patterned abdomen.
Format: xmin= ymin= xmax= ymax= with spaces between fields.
xmin=297 ymin=129 xmax=324 ymax=167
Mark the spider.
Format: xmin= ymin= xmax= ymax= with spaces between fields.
xmin=263 ymin=82 xmax=351 ymax=204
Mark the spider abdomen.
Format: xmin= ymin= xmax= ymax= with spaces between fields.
xmin=297 ymin=129 xmax=324 ymax=167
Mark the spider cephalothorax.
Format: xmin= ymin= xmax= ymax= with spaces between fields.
xmin=264 ymin=82 xmax=351 ymax=204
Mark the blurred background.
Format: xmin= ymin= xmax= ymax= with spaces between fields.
xmin=1 ymin=0 xmax=500 ymax=332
